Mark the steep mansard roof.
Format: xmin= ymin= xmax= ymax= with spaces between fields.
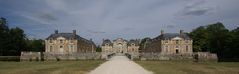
xmin=102 ymin=39 xmax=113 ymax=46
xmin=127 ymin=39 xmax=140 ymax=46
xmin=46 ymin=33 xmax=94 ymax=44
xmin=154 ymin=33 xmax=191 ymax=40
xmin=113 ymin=38 xmax=128 ymax=42
xmin=102 ymin=39 xmax=140 ymax=46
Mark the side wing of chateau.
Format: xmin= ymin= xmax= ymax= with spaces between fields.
xmin=45 ymin=30 xmax=96 ymax=54
xmin=142 ymin=30 xmax=193 ymax=54
xmin=43 ymin=30 xmax=99 ymax=60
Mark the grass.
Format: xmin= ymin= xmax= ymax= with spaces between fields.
xmin=136 ymin=61 xmax=239 ymax=74
xmin=0 ymin=60 xmax=104 ymax=74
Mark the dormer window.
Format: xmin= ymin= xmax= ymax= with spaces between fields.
xmin=60 ymin=40 xmax=63 ymax=43
xmin=165 ymin=40 xmax=168 ymax=44
xmin=185 ymin=40 xmax=188 ymax=43
xmin=131 ymin=43 xmax=135 ymax=46
xmin=70 ymin=38 xmax=74 ymax=43
xmin=49 ymin=39 xmax=53 ymax=43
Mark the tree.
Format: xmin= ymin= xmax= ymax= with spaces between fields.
xmin=27 ymin=39 xmax=45 ymax=52
xmin=223 ymin=27 xmax=239 ymax=61
xmin=206 ymin=22 xmax=229 ymax=57
xmin=189 ymin=26 xmax=209 ymax=52
xmin=96 ymin=45 xmax=102 ymax=52
xmin=7 ymin=27 xmax=28 ymax=55
xmin=139 ymin=37 xmax=150 ymax=50
xmin=0 ymin=17 xmax=10 ymax=56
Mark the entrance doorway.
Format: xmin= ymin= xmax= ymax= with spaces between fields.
xmin=176 ymin=49 xmax=179 ymax=54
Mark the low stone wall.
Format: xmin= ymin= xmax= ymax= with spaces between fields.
xmin=139 ymin=52 xmax=218 ymax=62
xmin=194 ymin=52 xmax=218 ymax=62
xmin=139 ymin=53 xmax=193 ymax=61
xmin=20 ymin=52 xmax=41 ymax=61
xmin=44 ymin=52 xmax=101 ymax=61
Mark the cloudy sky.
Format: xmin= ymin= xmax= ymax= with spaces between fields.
xmin=0 ymin=0 xmax=239 ymax=44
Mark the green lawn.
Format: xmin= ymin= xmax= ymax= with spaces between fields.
xmin=0 ymin=61 xmax=104 ymax=74
xmin=136 ymin=61 xmax=239 ymax=74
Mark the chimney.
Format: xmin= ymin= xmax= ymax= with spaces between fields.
xmin=180 ymin=30 xmax=183 ymax=34
xmin=180 ymin=30 xmax=183 ymax=37
xmin=161 ymin=30 xmax=164 ymax=35
xmin=55 ymin=30 xmax=58 ymax=34
xmin=73 ymin=30 xmax=76 ymax=35
xmin=73 ymin=30 xmax=76 ymax=39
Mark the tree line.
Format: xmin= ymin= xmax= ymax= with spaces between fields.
xmin=189 ymin=22 xmax=239 ymax=61
xmin=0 ymin=17 xmax=44 ymax=56
xmin=1 ymin=17 xmax=239 ymax=61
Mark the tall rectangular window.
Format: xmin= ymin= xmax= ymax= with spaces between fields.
xmin=186 ymin=46 xmax=188 ymax=52
xmin=165 ymin=45 xmax=168 ymax=52
xmin=50 ymin=46 xmax=53 ymax=52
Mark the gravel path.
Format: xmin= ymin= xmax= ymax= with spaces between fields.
xmin=88 ymin=56 xmax=153 ymax=74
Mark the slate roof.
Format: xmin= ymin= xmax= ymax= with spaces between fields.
xmin=46 ymin=33 xmax=95 ymax=44
xmin=127 ymin=39 xmax=140 ymax=46
xmin=154 ymin=33 xmax=191 ymax=40
xmin=102 ymin=39 xmax=113 ymax=46
xmin=113 ymin=38 xmax=128 ymax=42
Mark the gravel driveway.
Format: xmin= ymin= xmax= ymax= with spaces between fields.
xmin=88 ymin=56 xmax=153 ymax=74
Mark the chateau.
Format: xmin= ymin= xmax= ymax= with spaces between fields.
xmin=45 ymin=30 xmax=96 ymax=54
xmin=101 ymin=38 xmax=140 ymax=59
xmin=142 ymin=30 xmax=193 ymax=54
xmin=21 ymin=30 xmax=217 ymax=61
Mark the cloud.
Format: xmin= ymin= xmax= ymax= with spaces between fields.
xmin=36 ymin=13 xmax=58 ymax=21
xmin=1 ymin=0 xmax=239 ymax=44
xmin=183 ymin=8 xmax=213 ymax=16
xmin=179 ymin=0 xmax=215 ymax=16
xmin=87 ymin=30 xmax=106 ymax=34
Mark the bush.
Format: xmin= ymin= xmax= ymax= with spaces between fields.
xmin=0 ymin=56 xmax=20 ymax=61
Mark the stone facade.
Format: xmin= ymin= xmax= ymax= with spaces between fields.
xmin=45 ymin=30 xmax=96 ymax=54
xmin=101 ymin=38 xmax=139 ymax=59
xmin=44 ymin=30 xmax=97 ymax=60
xmin=142 ymin=30 xmax=193 ymax=54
